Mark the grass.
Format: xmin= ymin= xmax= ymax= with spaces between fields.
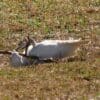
xmin=0 ymin=0 xmax=100 ymax=99
xmin=0 ymin=61 xmax=100 ymax=99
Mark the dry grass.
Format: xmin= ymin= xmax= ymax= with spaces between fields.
xmin=0 ymin=0 xmax=100 ymax=99
xmin=0 ymin=61 xmax=100 ymax=100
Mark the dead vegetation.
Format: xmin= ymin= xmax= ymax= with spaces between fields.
xmin=0 ymin=0 xmax=100 ymax=99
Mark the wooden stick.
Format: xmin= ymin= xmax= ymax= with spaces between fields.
xmin=0 ymin=50 xmax=12 ymax=55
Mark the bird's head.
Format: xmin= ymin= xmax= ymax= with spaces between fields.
xmin=16 ymin=35 xmax=36 ymax=51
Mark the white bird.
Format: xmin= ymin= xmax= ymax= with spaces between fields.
xmin=28 ymin=40 xmax=82 ymax=59
xmin=17 ymin=36 xmax=83 ymax=60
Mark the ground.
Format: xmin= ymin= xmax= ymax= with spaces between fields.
xmin=0 ymin=0 xmax=100 ymax=100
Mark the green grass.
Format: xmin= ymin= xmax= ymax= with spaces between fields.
xmin=0 ymin=0 xmax=100 ymax=99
